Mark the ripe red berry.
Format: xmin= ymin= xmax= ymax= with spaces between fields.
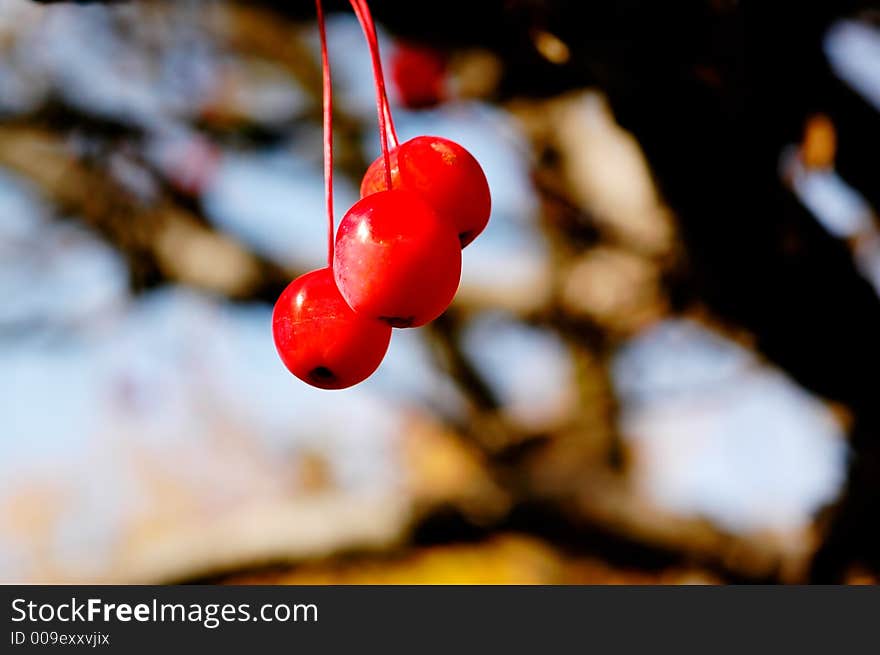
xmin=391 ymin=42 xmax=447 ymax=109
xmin=333 ymin=189 xmax=461 ymax=327
xmin=360 ymin=136 xmax=491 ymax=247
xmin=272 ymin=267 xmax=391 ymax=389
xmin=360 ymin=146 xmax=400 ymax=197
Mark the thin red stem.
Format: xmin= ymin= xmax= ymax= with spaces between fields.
xmin=349 ymin=0 xmax=394 ymax=187
xmin=359 ymin=0 xmax=399 ymax=148
xmin=351 ymin=0 xmax=398 ymax=148
xmin=384 ymin=99 xmax=398 ymax=149
xmin=316 ymin=0 xmax=335 ymax=266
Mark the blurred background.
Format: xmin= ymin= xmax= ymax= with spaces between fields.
xmin=1 ymin=0 xmax=879 ymax=584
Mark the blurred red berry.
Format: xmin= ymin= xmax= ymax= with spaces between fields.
xmin=391 ymin=42 xmax=447 ymax=109
xmin=333 ymin=189 xmax=462 ymax=327
xmin=272 ymin=268 xmax=391 ymax=389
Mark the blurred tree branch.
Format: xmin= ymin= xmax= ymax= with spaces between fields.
xmin=0 ymin=122 xmax=290 ymax=298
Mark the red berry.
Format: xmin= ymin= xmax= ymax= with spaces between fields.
xmin=391 ymin=42 xmax=447 ymax=109
xmin=360 ymin=146 xmax=400 ymax=197
xmin=272 ymin=268 xmax=391 ymax=389
xmin=333 ymin=189 xmax=461 ymax=328
xmin=360 ymin=136 xmax=491 ymax=247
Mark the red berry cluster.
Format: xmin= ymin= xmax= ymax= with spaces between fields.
xmin=273 ymin=0 xmax=491 ymax=390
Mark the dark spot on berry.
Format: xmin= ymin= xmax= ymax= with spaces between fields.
xmin=381 ymin=315 xmax=415 ymax=328
xmin=309 ymin=366 xmax=337 ymax=384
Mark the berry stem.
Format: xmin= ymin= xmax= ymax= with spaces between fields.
xmin=316 ymin=0 xmax=335 ymax=266
xmin=349 ymin=0 xmax=395 ymax=187
xmin=353 ymin=0 xmax=399 ymax=148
